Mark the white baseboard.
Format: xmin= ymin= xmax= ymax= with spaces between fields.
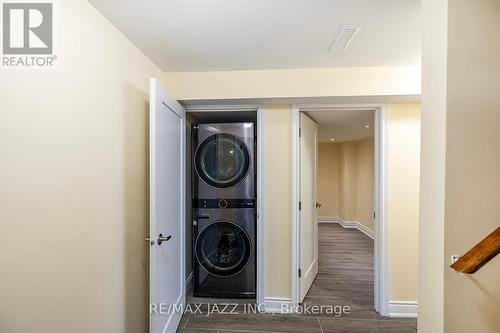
xmin=389 ymin=301 xmax=418 ymax=318
xmin=318 ymin=216 xmax=375 ymax=239
xmin=317 ymin=216 xmax=340 ymax=223
xmin=264 ymin=297 xmax=292 ymax=313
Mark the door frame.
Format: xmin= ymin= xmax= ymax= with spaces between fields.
xmin=290 ymin=104 xmax=390 ymax=316
xmin=184 ymin=105 xmax=266 ymax=307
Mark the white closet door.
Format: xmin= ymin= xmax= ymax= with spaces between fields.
xmin=299 ymin=113 xmax=319 ymax=302
xmin=149 ymin=78 xmax=185 ymax=333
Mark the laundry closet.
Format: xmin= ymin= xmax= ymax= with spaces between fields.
xmin=185 ymin=110 xmax=258 ymax=300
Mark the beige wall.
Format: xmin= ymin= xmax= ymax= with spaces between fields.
xmin=356 ymin=139 xmax=375 ymax=231
xmin=161 ymin=66 xmax=421 ymax=101
xmin=419 ymin=0 xmax=447 ymax=331
xmin=387 ymin=103 xmax=421 ymax=301
xmin=263 ymin=105 xmax=293 ymax=299
xmin=420 ymin=1 xmax=500 ymax=332
xmin=444 ymin=1 xmax=500 ymax=332
xmin=318 ymin=139 xmax=374 ymax=231
xmin=317 ymin=143 xmax=340 ymax=217
xmin=0 ymin=0 xmax=161 ymax=332
xmin=339 ymin=142 xmax=358 ymax=221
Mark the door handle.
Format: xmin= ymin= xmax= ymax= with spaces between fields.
xmin=158 ymin=233 xmax=171 ymax=245
xmin=316 ymin=202 xmax=322 ymax=208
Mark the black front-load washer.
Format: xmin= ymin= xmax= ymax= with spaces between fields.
xmin=193 ymin=208 xmax=255 ymax=298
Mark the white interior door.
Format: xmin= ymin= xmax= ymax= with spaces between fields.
xmin=149 ymin=78 xmax=185 ymax=333
xmin=299 ymin=113 xmax=318 ymax=302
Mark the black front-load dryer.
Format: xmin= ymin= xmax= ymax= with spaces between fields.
xmin=193 ymin=208 xmax=255 ymax=298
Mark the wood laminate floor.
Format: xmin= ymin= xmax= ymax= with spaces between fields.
xmin=178 ymin=223 xmax=417 ymax=332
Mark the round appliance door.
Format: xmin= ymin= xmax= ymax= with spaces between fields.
xmin=195 ymin=221 xmax=251 ymax=277
xmin=194 ymin=133 xmax=250 ymax=188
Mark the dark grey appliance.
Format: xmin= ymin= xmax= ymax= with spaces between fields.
xmin=193 ymin=208 xmax=256 ymax=298
xmin=192 ymin=123 xmax=255 ymax=207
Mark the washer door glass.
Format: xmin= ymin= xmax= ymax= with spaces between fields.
xmin=195 ymin=221 xmax=251 ymax=277
xmin=195 ymin=133 xmax=250 ymax=188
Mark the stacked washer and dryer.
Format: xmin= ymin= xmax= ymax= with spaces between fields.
xmin=192 ymin=122 xmax=256 ymax=298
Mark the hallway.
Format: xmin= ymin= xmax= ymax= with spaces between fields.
xmin=177 ymin=224 xmax=416 ymax=332
xmin=303 ymin=223 xmax=375 ymax=316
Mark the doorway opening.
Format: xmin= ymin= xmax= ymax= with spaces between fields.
xmin=184 ymin=106 xmax=266 ymax=308
xmin=291 ymin=105 xmax=390 ymax=316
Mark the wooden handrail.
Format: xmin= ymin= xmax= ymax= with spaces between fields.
xmin=450 ymin=226 xmax=500 ymax=274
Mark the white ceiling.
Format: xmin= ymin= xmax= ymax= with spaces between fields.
xmin=89 ymin=0 xmax=421 ymax=72
xmin=305 ymin=109 xmax=374 ymax=143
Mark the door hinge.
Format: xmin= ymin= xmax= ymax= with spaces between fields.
xmin=299 ymin=201 xmax=302 ymax=211
xmin=373 ymin=211 xmax=376 ymax=219
xmin=298 ymin=269 xmax=302 ymax=278
xmin=299 ymin=128 xmax=302 ymax=137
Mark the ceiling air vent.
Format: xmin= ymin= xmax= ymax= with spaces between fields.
xmin=329 ymin=25 xmax=362 ymax=53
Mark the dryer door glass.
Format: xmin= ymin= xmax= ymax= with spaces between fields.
xmin=195 ymin=221 xmax=251 ymax=277
xmin=195 ymin=133 xmax=250 ymax=188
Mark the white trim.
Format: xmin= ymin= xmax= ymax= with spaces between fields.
xmin=291 ymin=104 xmax=390 ymax=317
xmin=299 ymin=104 xmax=381 ymax=111
xmin=256 ymin=106 xmax=266 ymax=307
xmin=180 ymin=96 xmax=420 ymax=108
xmin=318 ymin=216 xmax=375 ymax=239
xmin=389 ymin=301 xmax=418 ymax=318
xmin=291 ymin=105 xmax=301 ymax=307
xmin=264 ymin=297 xmax=293 ymax=314
xmin=184 ymin=104 xmax=261 ymax=112
xmin=375 ymin=106 xmax=390 ymax=316
xmin=317 ymin=216 xmax=340 ymax=223
xmin=181 ymin=101 xmax=187 ymax=309
xmin=349 ymin=220 xmax=375 ymax=240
